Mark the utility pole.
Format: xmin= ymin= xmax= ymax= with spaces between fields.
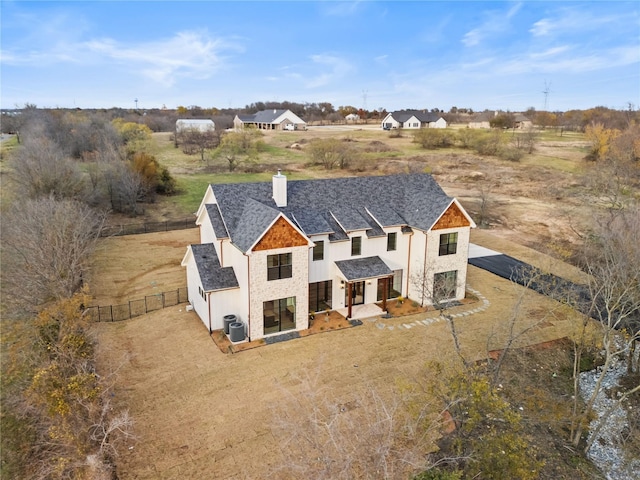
xmin=542 ymin=81 xmax=551 ymax=111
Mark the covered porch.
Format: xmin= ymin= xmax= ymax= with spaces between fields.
xmin=334 ymin=256 xmax=394 ymax=320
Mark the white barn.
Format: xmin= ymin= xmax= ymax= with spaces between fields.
xmin=176 ymin=119 xmax=215 ymax=133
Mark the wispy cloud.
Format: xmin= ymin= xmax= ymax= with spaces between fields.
xmin=374 ymin=54 xmax=388 ymax=65
xmin=1 ymin=24 xmax=239 ymax=87
xmin=85 ymin=31 xmax=238 ymax=86
xmin=530 ymin=8 xmax=633 ymax=37
xmin=1 ymin=10 xmax=91 ymax=66
xmin=322 ymin=1 xmax=364 ymax=17
xmin=530 ymin=45 xmax=571 ymax=59
xmin=498 ymin=45 xmax=639 ymax=75
xmin=462 ymin=2 xmax=523 ymax=47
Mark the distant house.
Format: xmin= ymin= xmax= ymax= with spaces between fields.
xmin=345 ymin=113 xmax=360 ymax=123
xmin=513 ymin=113 xmax=533 ymax=130
xmin=182 ymin=172 xmax=475 ymax=342
xmin=381 ymin=110 xmax=447 ymax=130
xmin=467 ymin=111 xmax=495 ymax=129
xmin=176 ymin=119 xmax=215 ymax=133
xmin=233 ymin=109 xmax=307 ymax=131
xmin=467 ymin=111 xmax=533 ymax=129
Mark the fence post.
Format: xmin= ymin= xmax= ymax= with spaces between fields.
xmin=110 ymin=305 xmax=113 ymax=322
xmin=129 ymin=301 xmax=132 ymax=319
xmin=162 ymin=292 xmax=166 ymax=308
xmin=144 ymin=295 xmax=148 ymax=314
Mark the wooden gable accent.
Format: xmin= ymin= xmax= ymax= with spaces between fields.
xmin=432 ymin=202 xmax=470 ymax=230
xmin=253 ymin=216 xmax=307 ymax=251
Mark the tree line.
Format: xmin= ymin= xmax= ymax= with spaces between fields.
xmin=0 ymin=109 xmax=173 ymax=478
xmin=5 ymin=103 xmax=637 ymax=135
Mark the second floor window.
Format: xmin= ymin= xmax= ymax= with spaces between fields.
xmin=351 ymin=236 xmax=362 ymax=256
xmin=387 ymin=232 xmax=397 ymax=251
xmin=267 ymin=253 xmax=292 ymax=280
xmin=439 ymin=232 xmax=458 ymax=256
xmin=313 ymin=241 xmax=324 ymax=261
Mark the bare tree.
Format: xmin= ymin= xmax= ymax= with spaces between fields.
xmin=475 ymin=182 xmax=495 ymax=228
xmin=104 ymin=162 xmax=147 ymax=215
xmin=2 ymin=197 xmax=106 ymax=312
xmin=409 ymin=265 xmax=468 ymax=367
xmin=212 ymin=130 xmax=265 ymax=172
xmin=269 ymin=367 xmax=444 ymax=479
xmin=485 ymin=265 xmax=575 ymax=385
xmin=569 ymin=207 xmax=640 ymax=449
xmin=521 ymin=125 xmax=539 ymax=154
xmin=179 ymin=128 xmax=220 ymax=162
xmin=307 ymin=138 xmax=356 ymax=170
xmin=8 ymin=134 xmax=87 ymax=200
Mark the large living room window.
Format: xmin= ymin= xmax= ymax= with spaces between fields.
xmin=267 ymin=253 xmax=292 ymax=280
xmin=351 ymin=236 xmax=362 ymax=256
xmin=263 ymin=297 xmax=296 ymax=335
xmin=313 ymin=241 xmax=324 ymax=261
xmin=438 ymin=232 xmax=458 ymax=256
xmin=433 ymin=270 xmax=457 ymax=301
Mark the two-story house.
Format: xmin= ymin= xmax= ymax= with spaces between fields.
xmin=182 ymin=173 xmax=475 ymax=342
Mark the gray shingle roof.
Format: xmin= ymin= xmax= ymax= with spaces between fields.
xmin=367 ymin=204 xmax=406 ymax=227
xmin=359 ymin=208 xmax=385 ymax=238
xmin=330 ymin=206 xmax=371 ymax=232
xmin=335 ymin=256 xmax=393 ymax=281
xmin=210 ymin=174 xmax=455 ymax=252
xmin=232 ymin=198 xmax=281 ymax=252
xmin=206 ymin=204 xmax=228 ymax=239
xmin=238 ymin=109 xmax=290 ymax=124
xmin=291 ymin=209 xmax=332 ymax=236
xmin=390 ymin=110 xmax=443 ymax=123
xmin=191 ymin=243 xmax=239 ymax=291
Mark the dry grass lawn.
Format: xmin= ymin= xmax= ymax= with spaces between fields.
xmin=93 ymin=229 xmax=590 ymax=479
xmin=89 ymin=229 xmax=199 ymax=305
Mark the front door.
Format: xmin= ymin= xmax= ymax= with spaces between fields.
xmin=346 ymin=281 xmax=365 ymax=306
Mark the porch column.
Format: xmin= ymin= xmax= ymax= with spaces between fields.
xmin=382 ymin=276 xmax=389 ymax=313
xmin=347 ymin=282 xmax=353 ymax=319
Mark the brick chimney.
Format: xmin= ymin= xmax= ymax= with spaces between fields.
xmin=272 ymin=170 xmax=287 ymax=207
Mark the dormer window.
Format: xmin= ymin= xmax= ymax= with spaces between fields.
xmin=313 ymin=241 xmax=324 ymax=261
xmin=351 ymin=236 xmax=362 ymax=256
xmin=387 ymin=232 xmax=397 ymax=251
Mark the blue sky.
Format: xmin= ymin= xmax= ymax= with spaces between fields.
xmin=1 ymin=1 xmax=639 ymax=112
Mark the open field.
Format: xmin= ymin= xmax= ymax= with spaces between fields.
xmin=92 ymin=228 xmax=598 ymax=479
xmin=143 ymin=126 xmax=594 ymax=257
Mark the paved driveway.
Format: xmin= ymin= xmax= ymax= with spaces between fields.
xmin=468 ymin=244 xmax=609 ymax=325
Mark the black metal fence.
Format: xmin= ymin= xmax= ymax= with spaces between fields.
xmin=101 ymin=218 xmax=196 ymax=237
xmin=87 ymin=287 xmax=188 ymax=322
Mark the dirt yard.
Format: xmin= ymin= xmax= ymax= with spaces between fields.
xmin=93 ymin=229 xmax=590 ymax=479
